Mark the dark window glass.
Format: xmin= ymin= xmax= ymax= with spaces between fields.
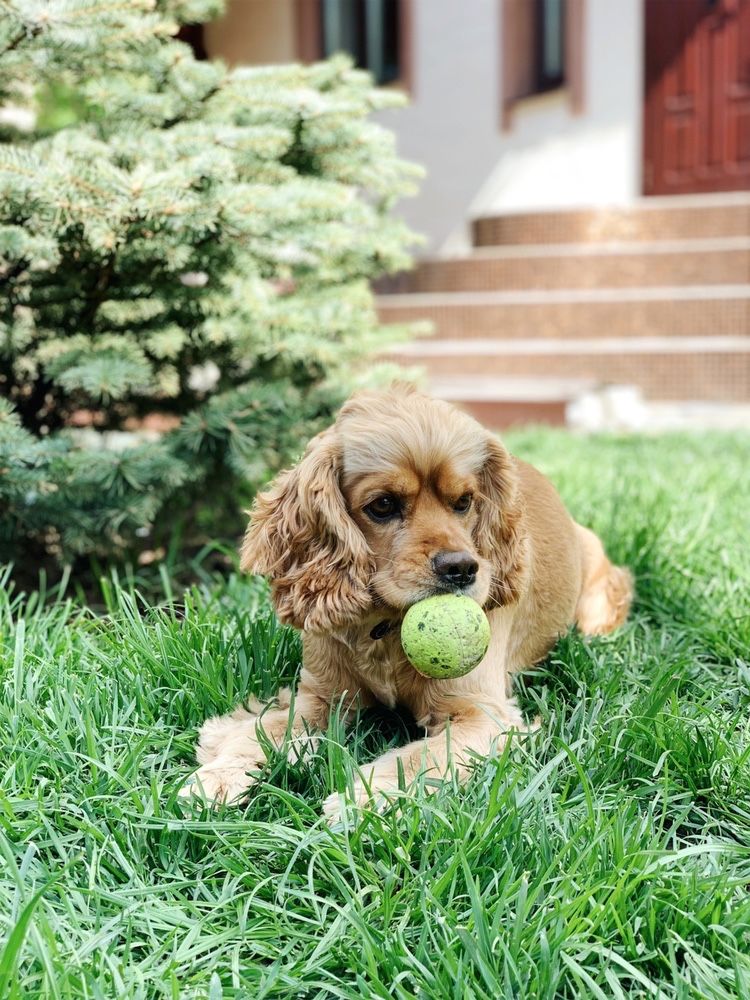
xmin=176 ymin=23 xmax=207 ymax=60
xmin=321 ymin=0 xmax=401 ymax=85
xmin=534 ymin=0 xmax=565 ymax=93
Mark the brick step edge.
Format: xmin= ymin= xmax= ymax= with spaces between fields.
xmin=377 ymin=284 xmax=750 ymax=307
xmin=378 ymin=295 xmax=750 ymax=340
xmin=386 ymin=343 xmax=750 ymax=402
xmin=376 ymin=243 xmax=750 ymax=294
xmin=471 ymin=195 xmax=750 ymax=247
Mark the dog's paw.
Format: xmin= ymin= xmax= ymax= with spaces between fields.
xmin=321 ymin=779 xmax=393 ymax=826
xmin=178 ymin=761 xmax=258 ymax=807
xmin=195 ymin=711 xmax=258 ymax=766
xmin=321 ymin=789 xmax=355 ymax=826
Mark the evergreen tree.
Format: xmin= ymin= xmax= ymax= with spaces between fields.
xmin=0 ymin=0 xmax=419 ymax=561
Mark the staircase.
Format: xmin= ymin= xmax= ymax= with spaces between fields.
xmin=378 ymin=193 xmax=750 ymax=427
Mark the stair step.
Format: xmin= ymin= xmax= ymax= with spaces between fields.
xmin=389 ymin=337 xmax=750 ymax=402
xmin=472 ymin=192 xmax=750 ymax=246
xmin=378 ymin=286 xmax=750 ymax=340
xmin=384 ymin=238 xmax=750 ymax=293
xmin=430 ymin=397 xmax=567 ymax=428
xmin=428 ymin=376 xmax=594 ymax=428
xmin=430 ymin=374 xmax=595 ymax=401
xmin=384 ymin=194 xmax=750 ymax=412
xmin=392 ymin=335 xmax=750 ymax=356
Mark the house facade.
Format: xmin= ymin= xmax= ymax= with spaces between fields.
xmin=200 ymin=0 xmax=750 ymax=253
xmin=198 ymin=1 xmax=750 ymax=423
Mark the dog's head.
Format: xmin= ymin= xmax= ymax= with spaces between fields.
xmin=241 ymin=386 xmax=525 ymax=632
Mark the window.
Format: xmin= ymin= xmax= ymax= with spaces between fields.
xmin=535 ymin=0 xmax=565 ymax=94
xmin=501 ymin=0 xmax=584 ymax=128
xmin=321 ymin=0 xmax=402 ymax=85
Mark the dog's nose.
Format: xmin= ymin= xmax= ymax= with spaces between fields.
xmin=432 ymin=550 xmax=478 ymax=588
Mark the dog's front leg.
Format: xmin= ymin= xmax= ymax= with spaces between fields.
xmin=322 ymin=607 xmax=535 ymax=823
xmin=322 ymin=696 xmax=529 ymax=824
xmin=181 ymin=633 xmax=371 ymax=806
xmin=182 ymin=680 xmax=356 ymax=806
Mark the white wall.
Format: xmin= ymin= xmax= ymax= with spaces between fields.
xmin=377 ymin=0 xmax=643 ymax=255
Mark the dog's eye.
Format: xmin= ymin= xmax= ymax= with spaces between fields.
xmin=365 ymin=495 xmax=400 ymax=522
xmin=453 ymin=493 xmax=473 ymax=513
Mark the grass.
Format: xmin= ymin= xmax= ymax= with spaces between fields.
xmin=2 ymin=429 xmax=750 ymax=999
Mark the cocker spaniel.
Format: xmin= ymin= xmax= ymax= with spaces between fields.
xmin=184 ymin=386 xmax=632 ymax=821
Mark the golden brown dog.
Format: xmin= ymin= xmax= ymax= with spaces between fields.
xmin=184 ymin=386 xmax=632 ymax=821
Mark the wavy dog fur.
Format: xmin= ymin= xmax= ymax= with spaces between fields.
xmin=239 ymin=428 xmax=375 ymax=632
xmin=185 ymin=386 xmax=633 ymax=821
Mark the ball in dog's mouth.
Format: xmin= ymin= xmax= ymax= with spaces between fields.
xmin=400 ymin=595 xmax=491 ymax=678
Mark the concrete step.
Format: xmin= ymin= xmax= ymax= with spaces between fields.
xmin=429 ymin=377 xmax=750 ymax=431
xmin=381 ymin=238 xmax=750 ymax=294
xmin=389 ymin=335 xmax=750 ymax=402
xmin=378 ymin=285 xmax=750 ymax=341
xmin=428 ymin=375 xmax=595 ymax=427
xmin=472 ymin=192 xmax=750 ymax=247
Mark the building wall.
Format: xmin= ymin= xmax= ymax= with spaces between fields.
xmin=376 ymin=0 xmax=643 ymax=254
xmin=204 ymin=0 xmax=297 ymax=66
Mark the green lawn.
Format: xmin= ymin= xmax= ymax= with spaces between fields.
xmin=2 ymin=430 xmax=749 ymax=999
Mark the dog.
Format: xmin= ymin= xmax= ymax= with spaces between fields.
xmin=183 ymin=386 xmax=632 ymax=821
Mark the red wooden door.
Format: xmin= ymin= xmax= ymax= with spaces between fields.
xmin=644 ymin=0 xmax=750 ymax=195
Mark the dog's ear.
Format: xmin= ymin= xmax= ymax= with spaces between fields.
xmin=240 ymin=428 xmax=373 ymax=632
xmin=473 ymin=436 xmax=527 ymax=606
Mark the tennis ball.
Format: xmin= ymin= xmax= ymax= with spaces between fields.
xmin=400 ymin=594 xmax=491 ymax=679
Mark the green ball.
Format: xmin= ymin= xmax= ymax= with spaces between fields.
xmin=400 ymin=594 xmax=491 ymax=679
